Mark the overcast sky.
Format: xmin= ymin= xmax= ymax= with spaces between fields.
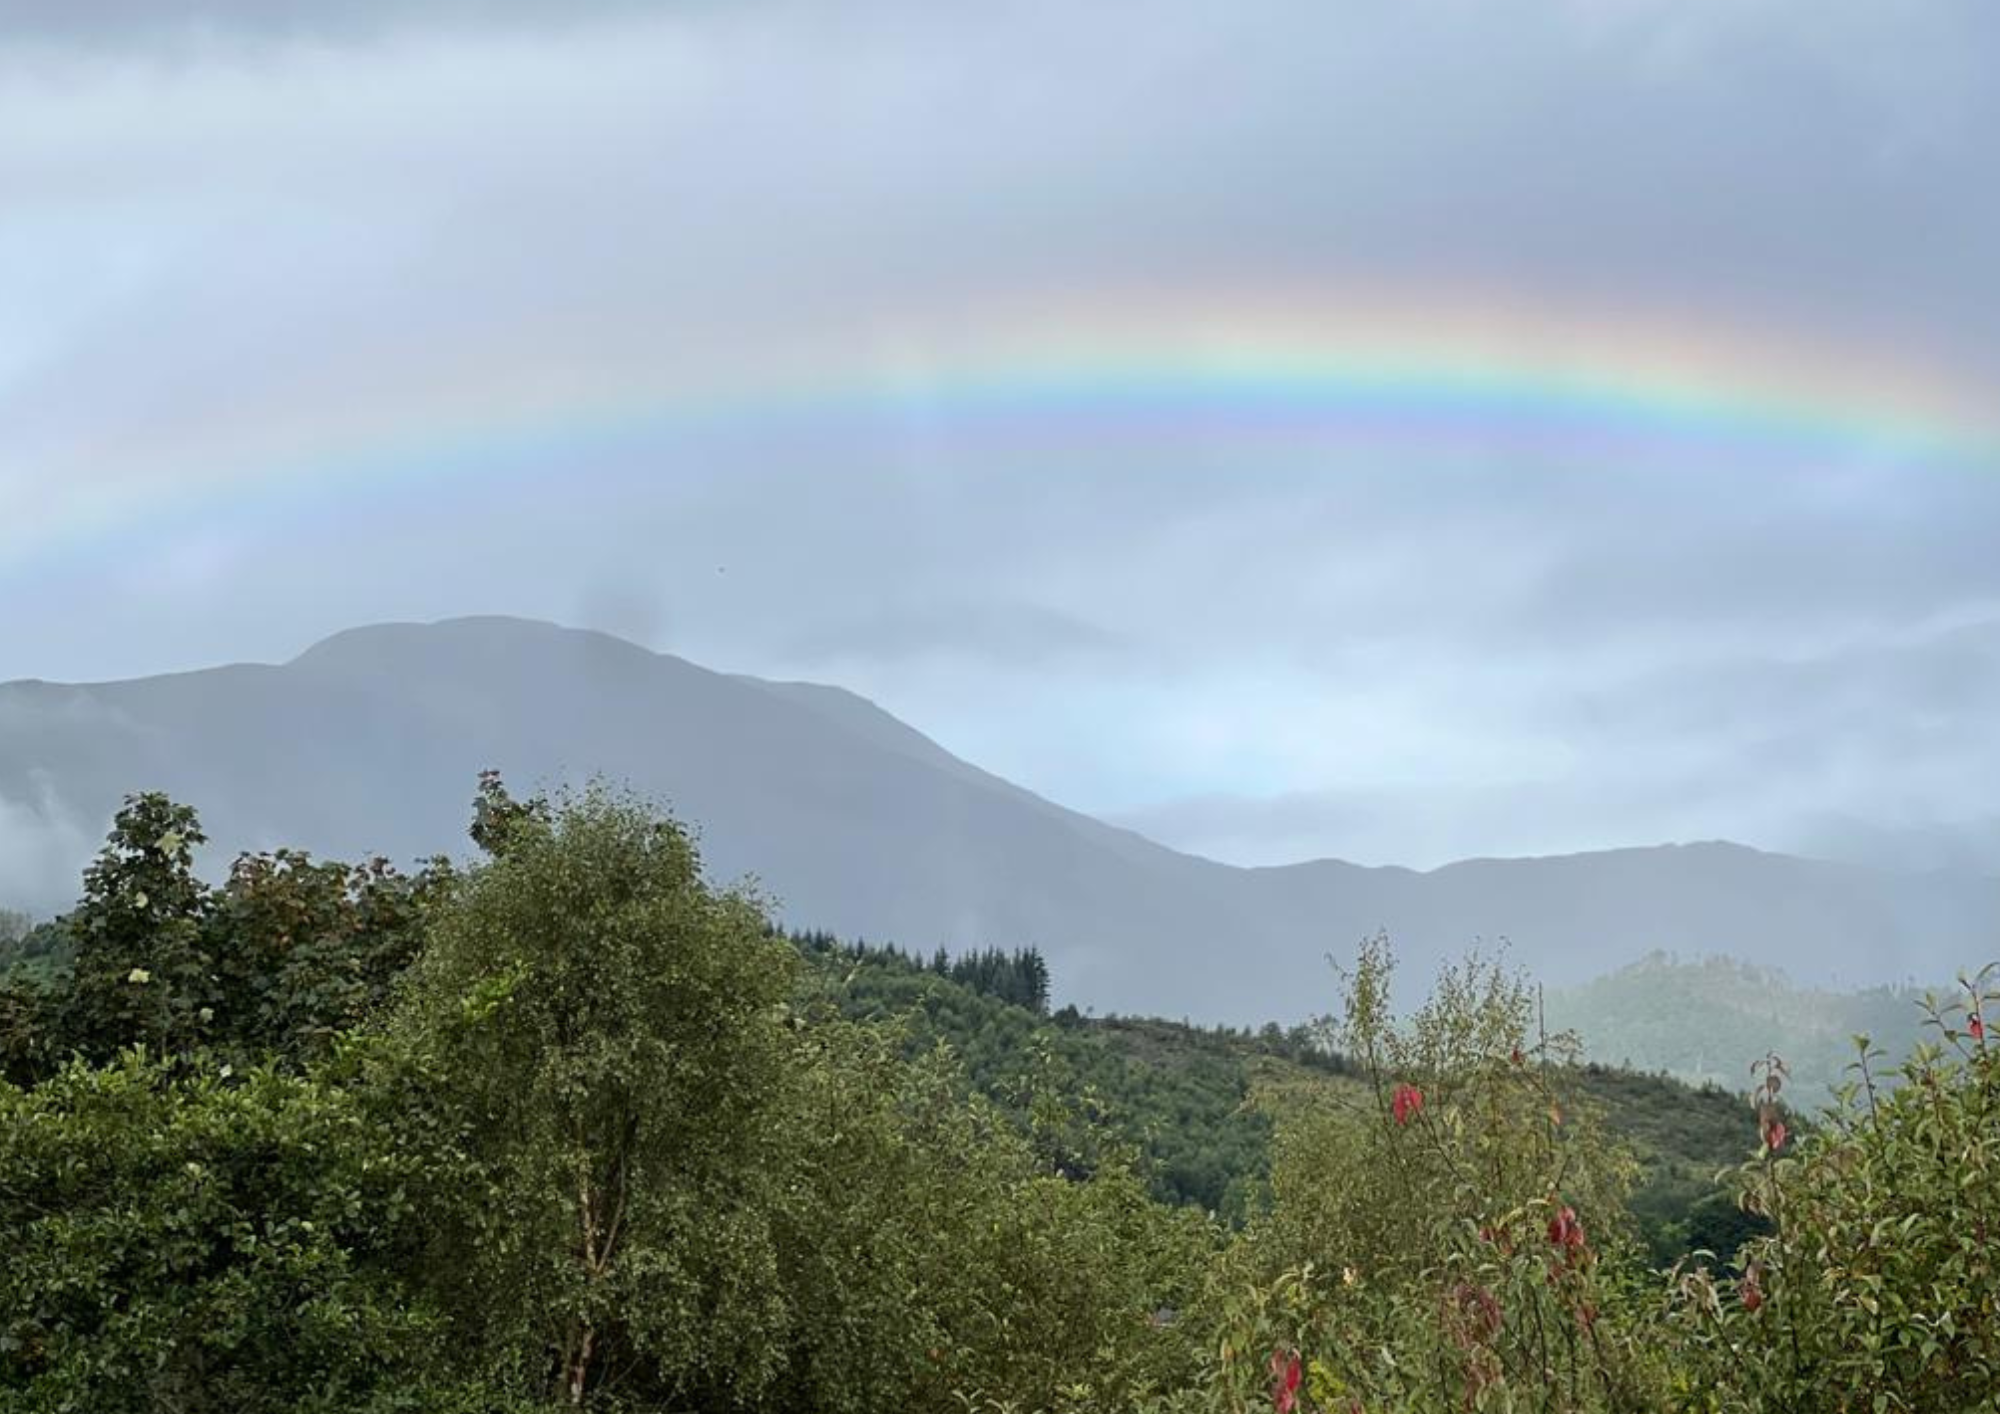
xmin=3 ymin=0 xmax=1998 ymax=871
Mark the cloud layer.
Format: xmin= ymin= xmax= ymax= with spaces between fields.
xmin=2 ymin=0 xmax=1996 ymax=873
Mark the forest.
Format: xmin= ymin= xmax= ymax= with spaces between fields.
xmin=0 ymin=778 xmax=1994 ymax=1412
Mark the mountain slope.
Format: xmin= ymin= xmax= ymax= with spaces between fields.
xmin=2 ymin=616 xmax=1995 ymax=1023
xmin=1545 ymin=953 xmax=1938 ymax=1100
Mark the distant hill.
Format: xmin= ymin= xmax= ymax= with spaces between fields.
xmin=1545 ymin=953 xmax=1945 ymax=1103
xmin=2 ymin=616 xmax=1996 ymax=1022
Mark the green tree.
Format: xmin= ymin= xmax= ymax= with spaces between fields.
xmin=207 ymin=848 xmax=442 ymax=1064
xmin=59 ymin=793 xmax=216 ymax=1061
xmin=394 ymin=781 xmax=803 ymax=1408
xmin=0 ymin=912 xmax=69 ymax=1085
xmin=0 ymin=980 xmax=49 ymax=1086
xmin=37 ymin=794 xmax=446 ymax=1072
xmin=772 ymin=1018 xmax=1210 ymax=1414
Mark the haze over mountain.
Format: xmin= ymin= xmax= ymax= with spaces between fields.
xmin=2 ymin=616 xmax=1995 ymax=1023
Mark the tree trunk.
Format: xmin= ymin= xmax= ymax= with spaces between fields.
xmin=566 ymin=1324 xmax=596 ymax=1405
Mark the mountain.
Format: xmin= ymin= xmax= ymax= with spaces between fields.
xmin=2 ymin=616 xmax=1996 ymax=1024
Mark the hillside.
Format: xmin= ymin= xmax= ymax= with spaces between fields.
xmin=796 ymin=933 xmax=1347 ymax=1221
xmin=4 ymin=616 xmax=1997 ymax=1023
xmin=793 ymin=934 xmax=1764 ymax=1260
xmin=1546 ymin=952 xmax=1937 ymax=1101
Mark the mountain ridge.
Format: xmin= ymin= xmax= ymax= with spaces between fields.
xmin=3 ymin=615 xmax=1995 ymax=1021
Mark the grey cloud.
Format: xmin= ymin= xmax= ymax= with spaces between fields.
xmin=1104 ymin=789 xmax=1384 ymax=868
xmin=3 ymin=0 xmax=1998 ymax=871
xmin=1109 ymin=617 xmax=2000 ymax=869
xmin=785 ymin=602 xmax=1129 ymax=670
xmin=0 ymin=0 xmax=661 ymax=46
xmin=1791 ymin=814 xmax=2000 ymax=876
xmin=1560 ymin=618 xmax=2000 ymax=751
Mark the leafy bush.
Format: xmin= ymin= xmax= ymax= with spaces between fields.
xmin=1663 ymin=970 xmax=2000 ymax=1412
xmin=1192 ymin=937 xmax=1662 ymax=1412
xmin=0 ymin=1050 xmax=475 ymax=1413
xmin=775 ymin=1022 xmax=1211 ymax=1413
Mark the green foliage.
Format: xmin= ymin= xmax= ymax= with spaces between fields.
xmin=1 ymin=921 xmax=69 ymax=1085
xmin=2 ymin=780 xmax=1223 ymax=1412
xmin=804 ymin=930 xmax=1751 ymax=1250
xmin=771 ymin=1020 xmax=1210 ymax=1413
xmin=1194 ymin=937 xmax=1660 ymax=1412
xmin=393 ymin=781 xmax=802 ymax=1408
xmin=59 ymin=793 xmax=216 ymax=1061
xmin=388 ymin=783 xmax=1213 ymax=1412
xmin=1662 ymin=971 xmax=2000 ymax=1412
xmin=795 ymin=935 xmax=1053 ymax=1014
xmin=0 ymin=981 xmax=51 ymax=1086
xmin=4 ymin=776 xmax=1995 ymax=1412
xmin=25 ymin=792 xmax=444 ymax=1075
xmin=206 ymin=848 xmax=442 ymax=1063
xmin=0 ymin=914 xmax=70 ymax=981
xmin=0 ymin=1049 xmax=472 ymax=1413
xmin=0 ymin=919 xmax=76 ymax=1082
xmin=468 ymin=767 xmax=552 ymax=859
xmin=1576 ymin=1064 xmax=1773 ymax=1266
xmin=801 ymin=933 xmax=1350 ymax=1220
xmin=937 ymin=944 xmax=1052 ymax=1013
xmin=1085 ymin=1016 xmax=1349 ymax=1219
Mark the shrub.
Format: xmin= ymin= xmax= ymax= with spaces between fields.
xmin=0 ymin=1050 xmax=470 ymax=1413
xmin=1194 ymin=937 xmax=1661 ymax=1412
xmin=1663 ymin=967 xmax=2000 ymax=1412
xmin=774 ymin=1021 xmax=1211 ymax=1413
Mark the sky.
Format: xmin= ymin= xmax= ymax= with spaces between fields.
xmin=3 ymin=0 xmax=1999 ymax=872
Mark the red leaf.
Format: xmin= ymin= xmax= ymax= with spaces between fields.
xmin=1268 ymin=1349 xmax=1302 ymax=1412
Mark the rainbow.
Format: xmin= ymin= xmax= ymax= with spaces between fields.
xmin=9 ymin=288 xmax=1997 ymax=584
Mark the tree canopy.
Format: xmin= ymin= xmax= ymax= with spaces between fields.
xmin=1 ymin=779 xmax=1992 ymax=1411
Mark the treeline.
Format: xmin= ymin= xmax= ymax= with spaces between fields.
xmin=786 ymin=930 xmax=1053 ymax=1014
xmin=1 ymin=780 xmax=1995 ymax=1411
